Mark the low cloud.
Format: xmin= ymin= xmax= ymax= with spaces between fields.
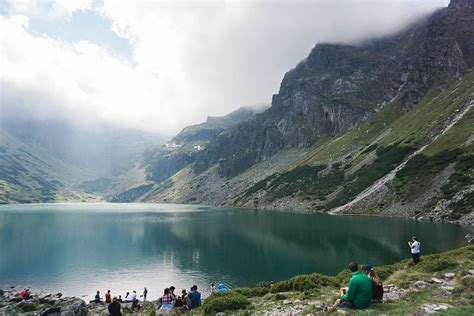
xmin=1 ymin=0 xmax=448 ymax=135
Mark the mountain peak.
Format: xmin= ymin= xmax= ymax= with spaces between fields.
xmin=449 ymin=0 xmax=473 ymax=10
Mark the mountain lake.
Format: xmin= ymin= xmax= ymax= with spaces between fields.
xmin=0 ymin=203 xmax=471 ymax=301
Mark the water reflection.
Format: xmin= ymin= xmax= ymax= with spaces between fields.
xmin=0 ymin=204 xmax=471 ymax=300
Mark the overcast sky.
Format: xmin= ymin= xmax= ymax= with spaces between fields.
xmin=0 ymin=0 xmax=449 ymax=135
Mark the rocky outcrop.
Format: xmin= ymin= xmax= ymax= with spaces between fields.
xmin=0 ymin=288 xmax=87 ymax=315
xmin=194 ymin=0 xmax=474 ymax=178
xmin=138 ymin=106 xmax=264 ymax=184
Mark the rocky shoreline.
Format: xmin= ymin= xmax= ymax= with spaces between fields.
xmin=0 ymin=287 xmax=165 ymax=315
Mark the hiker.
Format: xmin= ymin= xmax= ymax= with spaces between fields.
xmin=143 ymin=287 xmax=148 ymax=301
xmin=123 ymin=292 xmax=129 ymax=302
xmin=117 ymin=295 xmax=122 ymax=303
xmin=408 ymin=236 xmax=421 ymax=264
xmin=159 ymin=288 xmax=174 ymax=311
xmin=363 ymin=264 xmax=384 ymax=302
xmin=19 ymin=288 xmax=30 ymax=299
xmin=217 ymin=283 xmax=229 ymax=293
xmin=108 ymin=297 xmax=121 ymax=316
xmin=268 ymin=281 xmax=274 ymax=288
xmin=332 ymin=262 xmax=372 ymax=309
xmin=210 ymin=283 xmax=217 ymax=294
xmin=187 ymin=285 xmax=201 ymax=309
xmin=105 ymin=290 xmax=111 ymax=303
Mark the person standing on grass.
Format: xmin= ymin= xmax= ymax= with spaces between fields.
xmin=408 ymin=236 xmax=421 ymax=264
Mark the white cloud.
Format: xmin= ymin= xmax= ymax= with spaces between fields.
xmin=51 ymin=0 xmax=93 ymax=18
xmin=5 ymin=0 xmax=41 ymax=15
xmin=1 ymin=0 xmax=449 ymax=135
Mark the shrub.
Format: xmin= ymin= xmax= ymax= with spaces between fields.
xmin=375 ymin=264 xmax=399 ymax=282
xmin=460 ymin=276 xmax=474 ymax=291
xmin=416 ymin=256 xmax=458 ymax=273
xmin=271 ymin=273 xmax=338 ymax=292
xmin=202 ymin=292 xmax=250 ymax=314
xmin=233 ymin=287 xmax=269 ymax=298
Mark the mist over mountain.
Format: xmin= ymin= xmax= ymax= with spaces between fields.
xmin=0 ymin=116 xmax=167 ymax=203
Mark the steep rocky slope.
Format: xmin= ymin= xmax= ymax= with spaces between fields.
xmin=108 ymin=106 xmax=265 ymax=202
xmin=194 ymin=0 xmax=474 ymax=178
xmin=118 ymin=0 xmax=474 ymax=225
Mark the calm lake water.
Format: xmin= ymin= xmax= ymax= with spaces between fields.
xmin=0 ymin=203 xmax=471 ymax=300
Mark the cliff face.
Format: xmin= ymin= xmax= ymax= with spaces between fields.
xmin=144 ymin=106 xmax=263 ymax=183
xmin=194 ymin=0 xmax=474 ymax=178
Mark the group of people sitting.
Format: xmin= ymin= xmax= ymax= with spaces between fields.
xmin=92 ymin=288 xmax=146 ymax=304
xmin=332 ymin=262 xmax=384 ymax=310
xmin=92 ymin=288 xmax=147 ymax=315
xmin=158 ymin=284 xmax=201 ymax=312
xmin=91 ymin=282 xmax=230 ymax=314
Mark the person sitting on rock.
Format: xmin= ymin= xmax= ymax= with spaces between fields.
xmin=19 ymin=288 xmax=30 ymax=299
xmin=159 ymin=288 xmax=174 ymax=311
xmin=363 ymin=264 xmax=384 ymax=302
xmin=124 ymin=291 xmax=136 ymax=303
xmin=93 ymin=290 xmax=101 ymax=303
xmin=169 ymin=286 xmax=177 ymax=300
xmin=187 ymin=285 xmax=201 ymax=309
xmin=173 ymin=289 xmax=187 ymax=308
xmin=108 ymin=297 xmax=121 ymax=316
xmin=105 ymin=290 xmax=111 ymax=303
xmin=332 ymin=262 xmax=372 ymax=309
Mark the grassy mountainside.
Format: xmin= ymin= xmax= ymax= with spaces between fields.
xmin=232 ymin=70 xmax=473 ymax=222
xmin=0 ymin=131 xmax=100 ymax=203
xmin=137 ymin=69 xmax=473 ymax=225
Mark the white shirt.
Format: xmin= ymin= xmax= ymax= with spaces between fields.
xmin=126 ymin=292 xmax=137 ymax=301
xmin=411 ymin=241 xmax=420 ymax=254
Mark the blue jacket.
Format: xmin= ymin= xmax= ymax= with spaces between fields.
xmin=188 ymin=290 xmax=201 ymax=309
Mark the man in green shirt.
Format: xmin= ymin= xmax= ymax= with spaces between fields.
xmin=332 ymin=262 xmax=373 ymax=309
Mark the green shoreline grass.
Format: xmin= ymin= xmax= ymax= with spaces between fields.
xmin=196 ymin=245 xmax=474 ymax=315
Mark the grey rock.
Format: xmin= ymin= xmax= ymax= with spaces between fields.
xmin=413 ymin=280 xmax=429 ymax=289
xmin=440 ymin=286 xmax=455 ymax=292
xmin=430 ymin=277 xmax=444 ymax=284
xmin=444 ymin=272 xmax=456 ymax=279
